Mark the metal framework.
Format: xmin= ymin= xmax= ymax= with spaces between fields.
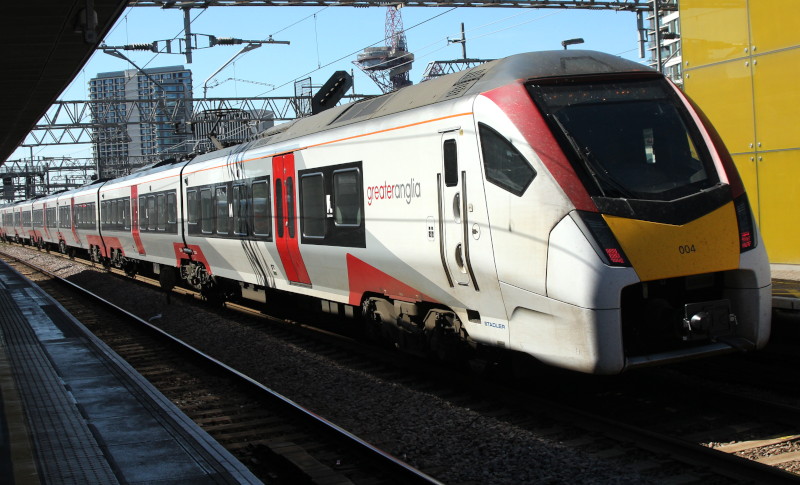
xmin=1 ymin=157 xmax=97 ymax=201
xmin=22 ymin=95 xmax=371 ymax=148
xmin=128 ymin=0 xmax=676 ymax=11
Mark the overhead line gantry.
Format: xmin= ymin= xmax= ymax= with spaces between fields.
xmin=128 ymin=0 xmax=675 ymax=11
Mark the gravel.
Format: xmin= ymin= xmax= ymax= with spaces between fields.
xmin=2 ymin=245 xmax=652 ymax=484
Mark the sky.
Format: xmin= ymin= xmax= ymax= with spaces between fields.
xmin=16 ymin=5 xmax=646 ymax=160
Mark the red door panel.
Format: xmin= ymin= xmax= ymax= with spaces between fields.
xmin=273 ymin=153 xmax=311 ymax=285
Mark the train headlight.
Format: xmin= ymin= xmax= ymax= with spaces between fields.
xmin=577 ymin=211 xmax=631 ymax=267
xmin=733 ymin=194 xmax=757 ymax=252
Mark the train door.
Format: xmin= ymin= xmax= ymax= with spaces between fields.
xmin=272 ymin=153 xmax=311 ymax=286
xmin=439 ymin=132 xmax=478 ymax=290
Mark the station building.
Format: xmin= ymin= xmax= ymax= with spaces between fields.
xmin=89 ymin=66 xmax=193 ymax=178
xmin=679 ymin=1 xmax=800 ymax=263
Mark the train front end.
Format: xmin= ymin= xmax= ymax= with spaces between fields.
xmin=485 ymin=52 xmax=771 ymax=374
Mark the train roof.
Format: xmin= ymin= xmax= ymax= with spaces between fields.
xmin=225 ymin=50 xmax=653 ymax=154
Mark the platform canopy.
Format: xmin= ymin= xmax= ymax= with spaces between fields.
xmin=0 ymin=0 xmax=127 ymax=164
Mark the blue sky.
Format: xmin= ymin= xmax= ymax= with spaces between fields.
xmin=20 ymin=5 xmax=644 ymax=159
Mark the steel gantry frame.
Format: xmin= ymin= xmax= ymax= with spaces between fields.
xmin=22 ymin=95 xmax=372 ymax=148
xmin=128 ymin=0 xmax=676 ymax=11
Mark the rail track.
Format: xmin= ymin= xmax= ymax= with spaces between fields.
xmin=1 ymin=247 xmax=441 ymax=485
xmin=3 ymin=243 xmax=800 ymax=483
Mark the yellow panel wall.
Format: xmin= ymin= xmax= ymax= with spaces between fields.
xmin=749 ymin=0 xmax=800 ymax=54
xmin=683 ymin=60 xmax=754 ymax=155
xmin=681 ymin=0 xmax=750 ymax=67
xmin=681 ymin=0 xmax=800 ymax=263
xmin=751 ymin=49 xmax=800 ymax=152
xmin=755 ymin=150 xmax=800 ymax=263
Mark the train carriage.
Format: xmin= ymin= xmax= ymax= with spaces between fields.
xmin=54 ymin=182 xmax=103 ymax=259
xmin=30 ymin=193 xmax=61 ymax=249
xmin=1 ymin=50 xmax=772 ymax=375
xmin=129 ymin=162 xmax=184 ymax=270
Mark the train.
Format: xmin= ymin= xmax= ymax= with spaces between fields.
xmin=0 ymin=50 xmax=771 ymax=374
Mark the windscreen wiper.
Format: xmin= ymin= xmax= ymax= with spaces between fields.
xmin=550 ymin=114 xmax=635 ymax=199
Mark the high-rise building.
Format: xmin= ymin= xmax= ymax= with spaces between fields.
xmin=89 ymin=66 xmax=193 ymax=178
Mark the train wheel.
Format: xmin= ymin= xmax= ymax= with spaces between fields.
xmin=59 ymin=240 xmax=66 ymax=254
xmin=123 ymin=260 xmax=138 ymax=278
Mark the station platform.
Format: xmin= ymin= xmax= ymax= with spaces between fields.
xmin=0 ymin=259 xmax=261 ymax=485
xmin=771 ymin=264 xmax=800 ymax=311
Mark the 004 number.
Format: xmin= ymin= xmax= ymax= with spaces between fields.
xmin=678 ymin=244 xmax=696 ymax=255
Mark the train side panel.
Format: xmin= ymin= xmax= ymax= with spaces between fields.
xmin=131 ymin=166 xmax=185 ymax=268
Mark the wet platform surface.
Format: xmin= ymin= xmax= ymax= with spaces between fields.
xmin=0 ymin=259 xmax=261 ymax=485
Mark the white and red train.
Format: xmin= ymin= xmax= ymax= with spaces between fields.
xmin=1 ymin=51 xmax=771 ymax=374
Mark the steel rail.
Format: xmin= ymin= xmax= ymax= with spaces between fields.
xmin=1 ymin=249 xmax=444 ymax=485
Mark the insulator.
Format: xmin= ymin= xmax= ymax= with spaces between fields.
xmin=214 ymin=37 xmax=242 ymax=45
xmin=124 ymin=43 xmax=155 ymax=51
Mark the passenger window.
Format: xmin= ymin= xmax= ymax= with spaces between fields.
xmin=187 ymin=190 xmax=199 ymax=226
xmin=215 ymin=186 xmax=228 ymax=235
xmin=59 ymin=206 xmax=70 ymax=228
xmin=443 ymin=139 xmax=458 ymax=187
xmin=286 ymin=178 xmax=295 ymax=238
xmin=275 ymin=179 xmax=284 ymax=238
xmin=123 ymin=198 xmax=130 ymax=230
xmin=157 ymin=194 xmax=166 ymax=231
xmin=301 ymin=173 xmax=326 ymax=238
xmin=479 ymin=123 xmax=536 ymax=197
xmin=333 ymin=169 xmax=361 ymax=226
xmin=139 ymin=196 xmax=147 ymax=230
xmin=200 ymin=189 xmax=213 ymax=234
xmin=233 ymin=185 xmax=248 ymax=236
xmin=252 ymin=180 xmax=271 ymax=237
xmin=147 ymin=196 xmax=156 ymax=231
xmin=166 ymin=192 xmax=177 ymax=225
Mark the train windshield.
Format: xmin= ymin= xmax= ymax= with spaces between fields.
xmin=529 ymin=77 xmax=719 ymax=201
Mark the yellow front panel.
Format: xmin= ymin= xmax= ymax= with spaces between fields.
xmin=755 ymin=150 xmax=800 ymax=264
xmin=604 ymin=203 xmax=740 ymax=282
xmin=681 ymin=0 xmax=749 ymax=68
xmin=683 ymin=60 xmax=754 ymax=155
xmin=732 ymin=153 xmax=759 ymax=222
xmin=752 ymin=48 xmax=800 ymax=152
xmin=749 ymin=0 xmax=800 ymax=53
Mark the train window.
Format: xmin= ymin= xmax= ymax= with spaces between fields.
xmin=187 ymin=189 xmax=199 ymax=233
xmin=123 ymin=197 xmax=131 ymax=230
xmin=157 ymin=194 xmax=166 ymax=231
xmin=111 ymin=200 xmax=118 ymax=226
xmin=147 ymin=195 xmax=156 ymax=231
xmin=479 ymin=123 xmax=536 ymax=197
xmin=252 ymin=180 xmax=271 ymax=237
xmin=300 ymin=173 xmax=325 ymax=238
xmin=101 ymin=201 xmax=108 ymax=225
xmin=166 ymin=192 xmax=176 ymax=224
xmin=333 ymin=169 xmax=361 ymax=226
xmin=233 ymin=185 xmax=248 ymax=236
xmin=32 ymin=209 xmax=43 ymax=228
xmin=529 ymin=78 xmax=718 ymax=201
xmin=443 ymin=139 xmax=458 ymax=187
xmin=200 ymin=189 xmax=213 ymax=234
xmin=286 ymin=178 xmax=295 ymax=239
xmin=46 ymin=207 xmax=56 ymax=228
xmin=139 ymin=196 xmax=147 ymax=230
xmin=275 ymin=179 xmax=284 ymax=238
xmin=215 ymin=186 xmax=229 ymax=235
xmin=59 ymin=206 xmax=70 ymax=228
